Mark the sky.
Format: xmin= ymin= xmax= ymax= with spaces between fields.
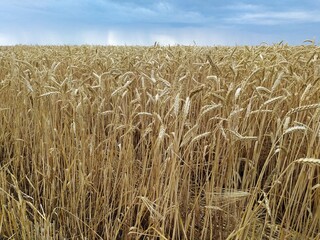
xmin=0 ymin=0 xmax=320 ymax=46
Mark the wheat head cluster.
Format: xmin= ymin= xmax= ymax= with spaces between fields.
xmin=0 ymin=44 xmax=319 ymax=239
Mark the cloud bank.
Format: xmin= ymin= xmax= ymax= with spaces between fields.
xmin=0 ymin=0 xmax=319 ymax=45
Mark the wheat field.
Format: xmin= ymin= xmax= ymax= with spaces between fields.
xmin=0 ymin=44 xmax=319 ymax=239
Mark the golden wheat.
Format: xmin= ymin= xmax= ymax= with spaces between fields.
xmin=0 ymin=44 xmax=319 ymax=240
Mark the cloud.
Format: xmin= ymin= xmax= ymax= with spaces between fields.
xmin=0 ymin=27 xmax=235 ymax=46
xmin=155 ymin=1 xmax=172 ymax=12
xmin=226 ymin=10 xmax=320 ymax=25
xmin=0 ymin=0 xmax=319 ymax=45
xmin=0 ymin=26 xmax=314 ymax=46
xmin=0 ymin=34 xmax=17 ymax=45
xmin=223 ymin=3 xmax=261 ymax=11
xmin=1 ymin=0 xmax=208 ymax=29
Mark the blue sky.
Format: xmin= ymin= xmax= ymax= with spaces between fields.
xmin=0 ymin=0 xmax=320 ymax=45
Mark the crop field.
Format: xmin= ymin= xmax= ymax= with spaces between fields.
xmin=0 ymin=44 xmax=319 ymax=239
